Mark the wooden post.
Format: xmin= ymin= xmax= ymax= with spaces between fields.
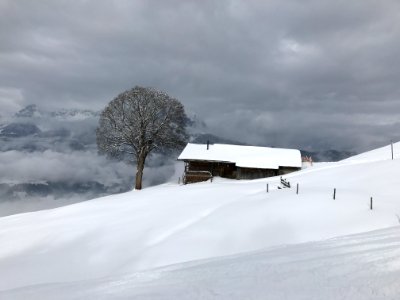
xmin=266 ymin=183 xmax=269 ymax=193
xmin=333 ymin=188 xmax=336 ymax=200
xmin=370 ymin=197 xmax=373 ymax=210
xmin=178 ymin=177 xmax=180 ymax=184
xmin=296 ymin=183 xmax=299 ymax=194
xmin=391 ymin=140 xmax=394 ymax=160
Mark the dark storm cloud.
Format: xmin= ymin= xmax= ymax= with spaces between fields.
xmin=1 ymin=0 xmax=400 ymax=152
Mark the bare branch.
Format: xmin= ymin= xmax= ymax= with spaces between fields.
xmin=96 ymin=86 xmax=189 ymax=190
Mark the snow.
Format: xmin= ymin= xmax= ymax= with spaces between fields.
xmin=2 ymin=226 xmax=400 ymax=300
xmin=1 ymin=141 xmax=400 ymax=298
xmin=178 ymin=143 xmax=302 ymax=169
xmin=343 ymin=141 xmax=399 ymax=163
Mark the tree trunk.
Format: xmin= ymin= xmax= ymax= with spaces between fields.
xmin=135 ymin=151 xmax=147 ymax=190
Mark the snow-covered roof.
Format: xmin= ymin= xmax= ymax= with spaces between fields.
xmin=178 ymin=143 xmax=302 ymax=169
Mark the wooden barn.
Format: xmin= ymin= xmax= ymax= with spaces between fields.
xmin=178 ymin=143 xmax=302 ymax=184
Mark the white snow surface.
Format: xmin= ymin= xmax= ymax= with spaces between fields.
xmin=343 ymin=141 xmax=398 ymax=163
xmin=178 ymin=143 xmax=302 ymax=169
xmin=2 ymin=227 xmax=400 ymax=300
xmin=1 ymin=142 xmax=400 ymax=298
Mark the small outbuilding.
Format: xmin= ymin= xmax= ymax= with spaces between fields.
xmin=178 ymin=143 xmax=302 ymax=184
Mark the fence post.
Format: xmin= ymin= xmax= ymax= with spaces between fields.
xmin=296 ymin=183 xmax=299 ymax=194
xmin=333 ymin=188 xmax=336 ymax=200
xmin=178 ymin=177 xmax=180 ymax=184
xmin=266 ymin=183 xmax=269 ymax=193
xmin=391 ymin=140 xmax=394 ymax=160
xmin=370 ymin=197 xmax=373 ymax=210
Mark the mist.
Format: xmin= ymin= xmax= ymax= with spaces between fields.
xmin=0 ymin=106 xmax=182 ymax=217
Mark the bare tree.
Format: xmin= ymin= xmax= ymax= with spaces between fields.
xmin=96 ymin=86 xmax=188 ymax=190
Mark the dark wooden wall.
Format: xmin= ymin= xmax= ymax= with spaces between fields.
xmin=237 ymin=167 xmax=277 ymax=179
xmin=183 ymin=171 xmax=212 ymax=184
xmin=183 ymin=160 xmax=300 ymax=183
xmin=188 ymin=161 xmax=237 ymax=179
xmin=278 ymin=166 xmax=301 ymax=175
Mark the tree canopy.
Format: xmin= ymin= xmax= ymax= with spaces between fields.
xmin=96 ymin=86 xmax=188 ymax=190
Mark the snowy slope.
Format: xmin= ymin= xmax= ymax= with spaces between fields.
xmin=343 ymin=142 xmax=398 ymax=162
xmin=1 ymin=226 xmax=399 ymax=300
xmin=0 ymin=142 xmax=400 ymax=297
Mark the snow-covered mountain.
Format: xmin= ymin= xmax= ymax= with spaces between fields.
xmin=13 ymin=104 xmax=100 ymax=120
xmin=0 ymin=105 xmax=100 ymax=148
xmin=14 ymin=104 xmax=42 ymax=118
xmin=0 ymin=142 xmax=399 ymax=299
xmin=0 ymin=105 xmax=123 ymax=209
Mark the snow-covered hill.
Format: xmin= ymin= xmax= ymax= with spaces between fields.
xmin=2 ymin=226 xmax=399 ymax=300
xmin=0 ymin=142 xmax=400 ymax=298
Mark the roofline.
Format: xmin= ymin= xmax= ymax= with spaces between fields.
xmin=184 ymin=142 xmax=301 ymax=152
xmin=178 ymin=158 xmax=300 ymax=169
xmin=177 ymin=158 xmax=234 ymax=164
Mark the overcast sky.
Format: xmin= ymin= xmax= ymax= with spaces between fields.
xmin=1 ymin=0 xmax=400 ymax=152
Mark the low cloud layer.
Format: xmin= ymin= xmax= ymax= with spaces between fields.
xmin=0 ymin=149 xmax=179 ymax=216
xmin=0 ymin=107 xmax=181 ymax=216
xmin=0 ymin=150 xmax=131 ymax=186
xmin=1 ymin=1 xmax=400 ymax=152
